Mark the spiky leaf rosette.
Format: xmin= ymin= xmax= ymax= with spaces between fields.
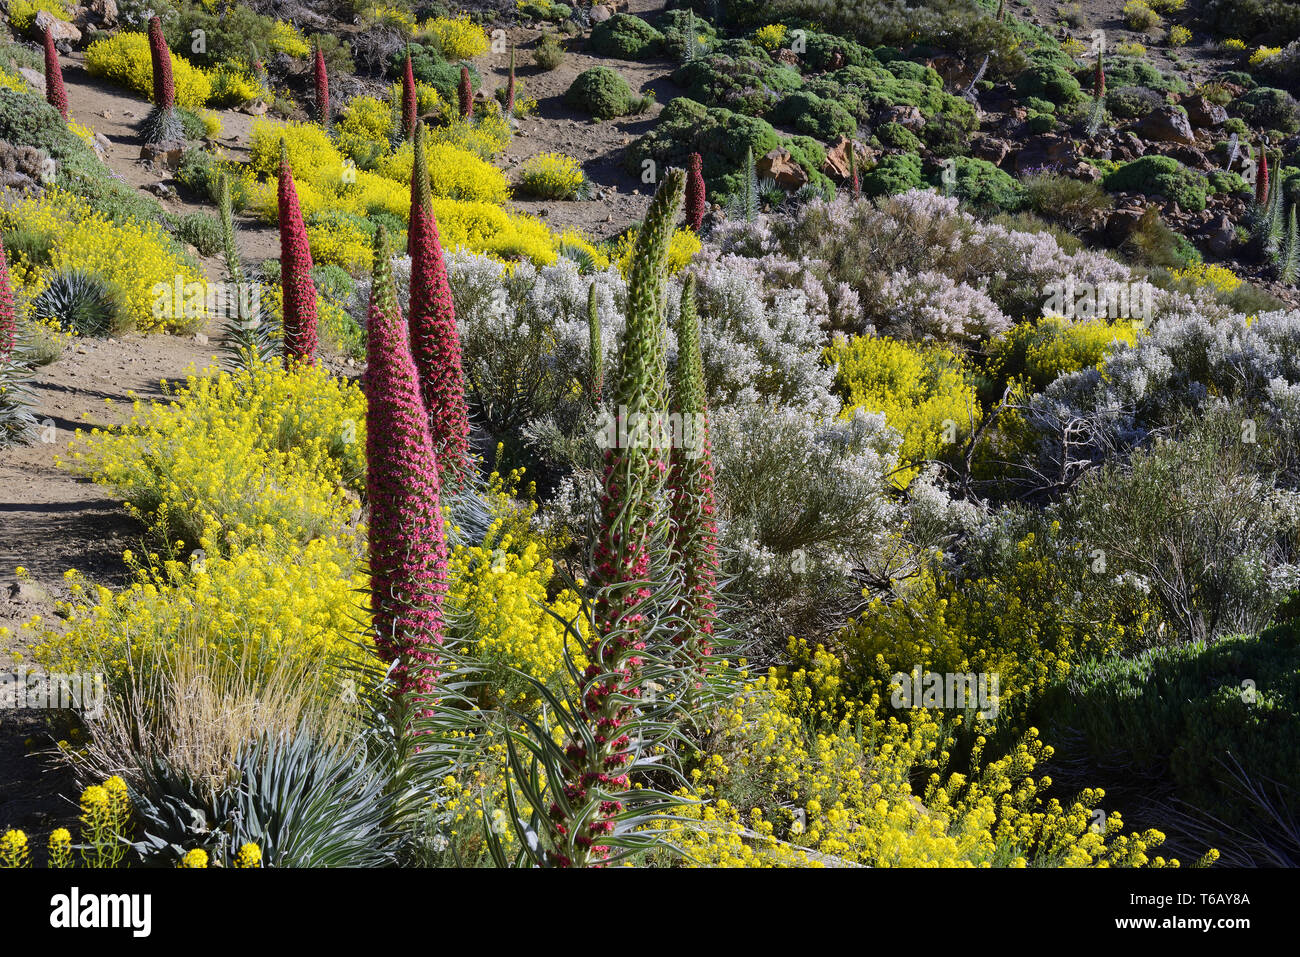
xmin=0 ymin=354 xmax=38 ymax=448
xmin=0 ymin=235 xmax=16 ymax=358
xmin=278 ymin=141 xmax=319 ymax=367
xmin=667 ymin=275 xmax=719 ymax=658
xmin=141 ymin=105 xmax=183 ymax=144
xmin=147 ymin=15 xmax=174 ymax=109
xmin=43 ymin=27 xmax=67 ymax=120
xmin=407 ymin=122 xmax=472 ymax=490
xmin=217 ymin=173 xmax=274 ymax=369
xmin=587 ymin=280 xmax=602 ymax=405
xmin=684 ymin=152 xmax=705 ymax=230
xmin=314 ymin=46 xmax=330 ymax=125
xmin=366 ymin=226 xmax=449 ymax=707
xmin=458 ymin=64 xmax=473 ymax=119
xmin=555 ymin=168 xmax=685 ymax=866
xmin=402 ymin=52 xmax=417 ymax=139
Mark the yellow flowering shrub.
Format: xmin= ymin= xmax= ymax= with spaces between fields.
xmin=336 ymin=94 xmax=395 ymax=166
xmin=0 ymin=69 xmax=30 ymax=93
xmin=611 ymin=227 xmax=701 ymax=278
xmin=1222 ymin=38 xmax=1247 ymax=52
xmin=0 ymin=189 xmax=207 ymax=333
xmin=1168 ymin=25 xmax=1191 ymax=47
xmin=516 ymin=152 xmax=586 ymax=199
xmin=754 ymin=24 xmax=787 ymax=51
xmin=33 ymin=531 xmax=369 ymax=685
xmin=8 ymin=0 xmax=70 ymax=32
xmin=826 ymin=336 xmax=979 ymax=487
xmin=249 ymin=119 xmax=346 ymax=188
xmin=836 ymin=528 xmax=1152 ymax=716
xmin=447 ymin=523 xmax=584 ymax=702
xmin=269 ymin=20 xmax=311 ymax=57
xmin=376 ymin=139 xmax=511 ymax=202
xmin=419 ymin=16 xmax=490 ymax=60
xmin=662 ymin=649 xmax=1187 ymax=867
xmin=84 ymin=31 xmax=212 ymax=108
xmin=1171 ymin=261 xmax=1242 ymax=295
xmin=306 ymin=218 xmax=374 ymax=273
xmin=63 ymin=360 xmax=366 ymax=548
xmin=988 ymin=316 xmax=1139 ymax=393
xmin=358 ymin=2 xmax=415 ymax=34
xmin=1249 ymin=45 xmax=1282 ymax=65
xmin=208 ymin=62 xmax=264 ymax=107
xmin=428 ymin=113 xmax=512 ymax=160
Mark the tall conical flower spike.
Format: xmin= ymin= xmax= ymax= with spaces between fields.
xmin=147 ymin=15 xmax=174 ymax=109
xmin=313 ymin=46 xmax=330 ymax=125
xmin=407 ymin=121 xmax=472 ymax=489
xmin=667 ymin=274 xmax=719 ymax=659
xmin=505 ymin=42 xmax=516 ymax=117
xmin=555 ymin=168 xmax=686 ymax=867
xmin=43 ymin=27 xmax=68 ymax=119
xmin=0 ymin=236 xmax=16 ymax=358
xmin=402 ymin=50 xmax=417 ymax=139
xmin=1257 ymin=143 xmax=1271 ymax=206
xmin=685 ymin=152 xmax=705 ymax=230
xmin=458 ymin=64 xmax=473 ymax=119
xmin=277 ymin=140 xmax=319 ymax=367
xmin=365 ymin=225 xmax=449 ymax=708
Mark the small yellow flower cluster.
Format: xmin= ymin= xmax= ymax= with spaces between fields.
xmin=84 ymin=31 xmax=212 ymax=108
xmin=0 ymin=829 xmax=30 ymax=868
xmin=78 ymin=777 xmax=132 ymax=867
xmin=48 ymin=828 xmax=73 ymax=868
xmin=179 ymin=849 xmax=209 ymax=868
xmin=234 ymin=842 xmax=263 ymax=868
